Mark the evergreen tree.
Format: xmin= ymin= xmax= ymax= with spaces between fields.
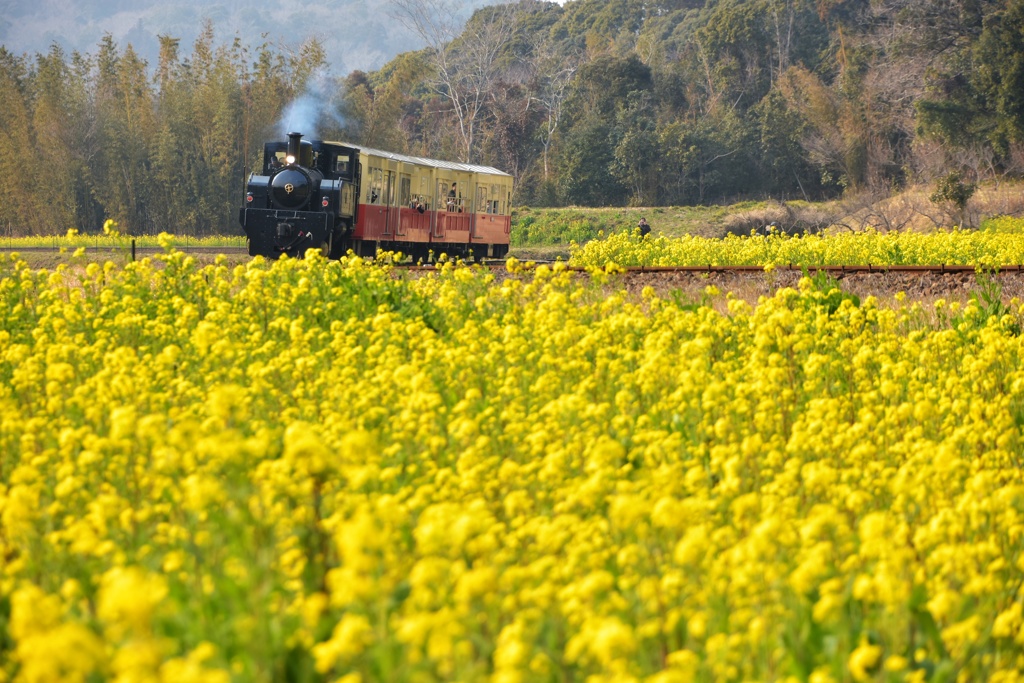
xmin=0 ymin=49 xmax=39 ymax=235
xmin=31 ymin=45 xmax=98 ymax=232
xmin=92 ymin=35 xmax=157 ymax=234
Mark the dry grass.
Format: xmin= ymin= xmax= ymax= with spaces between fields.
xmin=689 ymin=180 xmax=1024 ymax=238
xmin=721 ymin=202 xmax=837 ymax=236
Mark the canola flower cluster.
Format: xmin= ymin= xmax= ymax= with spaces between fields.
xmin=982 ymin=217 xmax=1024 ymax=234
xmin=569 ymin=228 xmax=1024 ymax=268
xmin=2 ymin=248 xmax=1024 ymax=682
xmin=5 ymin=224 xmax=243 ymax=250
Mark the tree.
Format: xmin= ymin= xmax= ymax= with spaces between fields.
xmin=388 ymin=0 xmax=520 ymax=162
xmin=151 ymin=35 xmax=190 ymax=231
xmin=481 ymin=79 xmax=538 ymax=186
xmin=557 ymin=111 xmax=628 ymax=206
xmin=778 ymin=66 xmax=866 ymax=191
xmin=930 ymin=170 xmax=976 ymax=226
xmin=611 ymin=91 xmax=660 ymax=205
xmin=527 ymin=36 xmax=581 ymax=184
xmin=972 ymin=0 xmax=1024 ymax=149
xmin=676 ymin=108 xmax=753 ymax=204
xmin=0 ymin=49 xmax=40 ymax=235
xmin=32 ymin=45 xmax=97 ymax=232
xmin=242 ymin=37 xmax=293 ymax=161
xmin=342 ymin=52 xmax=430 ymax=151
xmin=92 ymin=35 xmax=157 ymax=234
xmin=555 ymin=0 xmax=647 ymax=54
xmin=657 ymin=120 xmax=700 ymax=204
xmin=754 ymin=87 xmax=820 ymax=199
xmin=556 ymin=54 xmax=653 ymax=206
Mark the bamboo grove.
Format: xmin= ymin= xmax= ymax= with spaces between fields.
xmin=0 ymin=23 xmax=328 ymax=238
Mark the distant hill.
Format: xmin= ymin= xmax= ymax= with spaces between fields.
xmin=0 ymin=0 xmax=499 ymax=74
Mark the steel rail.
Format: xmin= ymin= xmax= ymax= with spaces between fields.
xmin=3 ymin=246 xmax=1021 ymax=274
xmin=0 ymin=245 xmax=248 ymax=253
xmin=406 ymin=263 xmax=1023 ymax=274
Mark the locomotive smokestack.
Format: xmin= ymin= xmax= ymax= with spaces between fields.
xmin=287 ymin=132 xmax=303 ymax=160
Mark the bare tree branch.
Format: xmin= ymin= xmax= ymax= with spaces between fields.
xmin=388 ymin=0 xmax=518 ymax=163
xmin=527 ymin=39 xmax=580 ymax=181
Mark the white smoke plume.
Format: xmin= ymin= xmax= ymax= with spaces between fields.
xmin=277 ymin=68 xmax=347 ymax=140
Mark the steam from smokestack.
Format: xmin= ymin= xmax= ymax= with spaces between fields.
xmin=280 ymin=96 xmax=320 ymax=138
xmin=278 ymin=68 xmax=346 ymax=139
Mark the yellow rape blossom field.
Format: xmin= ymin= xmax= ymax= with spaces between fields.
xmin=569 ymin=228 xmax=1024 ymax=268
xmin=2 ymin=246 xmax=1024 ymax=683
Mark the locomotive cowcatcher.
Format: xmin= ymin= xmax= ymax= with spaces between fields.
xmin=239 ymin=132 xmax=512 ymax=260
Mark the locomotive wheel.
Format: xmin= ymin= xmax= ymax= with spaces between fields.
xmin=328 ymin=233 xmax=346 ymax=260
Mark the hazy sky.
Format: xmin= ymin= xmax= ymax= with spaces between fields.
xmin=0 ymin=0 xmax=488 ymax=74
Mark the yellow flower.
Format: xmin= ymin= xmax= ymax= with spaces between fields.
xmin=565 ymin=616 xmax=637 ymax=670
xmin=847 ymin=642 xmax=883 ymax=681
xmin=312 ymin=613 xmax=373 ymax=673
xmin=97 ymin=566 xmax=169 ymax=638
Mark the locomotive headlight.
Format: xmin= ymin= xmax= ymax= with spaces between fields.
xmin=285 ymin=155 xmax=296 ymax=164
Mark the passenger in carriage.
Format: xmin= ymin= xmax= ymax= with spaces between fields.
xmin=448 ymin=183 xmax=465 ymax=212
xmin=447 ymin=183 xmax=457 ymax=211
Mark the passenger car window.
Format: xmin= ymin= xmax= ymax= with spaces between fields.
xmin=400 ymin=176 xmax=411 ymax=207
xmin=369 ymin=168 xmax=383 ymax=204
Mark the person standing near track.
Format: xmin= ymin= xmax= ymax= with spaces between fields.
xmin=638 ymin=216 xmax=651 ymax=237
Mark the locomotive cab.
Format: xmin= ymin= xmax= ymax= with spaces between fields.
xmin=264 ymin=134 xmax=315 ymax=172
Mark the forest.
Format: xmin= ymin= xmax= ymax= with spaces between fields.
xmin=1 ymin=0 xmax=1023 ymax=236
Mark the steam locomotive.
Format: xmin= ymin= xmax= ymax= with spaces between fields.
xmin=239 ymin=132 xmax=512 ymax=260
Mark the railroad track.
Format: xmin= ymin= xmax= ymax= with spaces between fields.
xmin=0 ymin=245 xmax=249 ymax=253
xmin=414 ymin=262 xmax=1022 ymax=274
xmin=4 ymin=245 xmax=1021 ymax=274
